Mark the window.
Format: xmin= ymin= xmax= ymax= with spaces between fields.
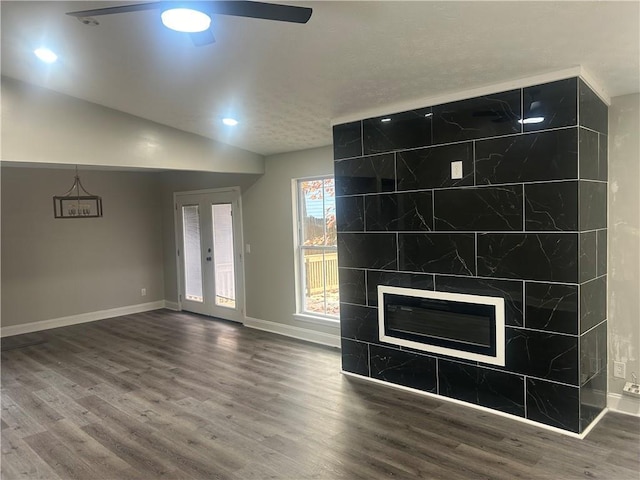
xmin=296 ymin=177 xmax=339 ymax=318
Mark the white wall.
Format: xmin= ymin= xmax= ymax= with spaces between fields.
xmin=242 ymin=146 xmax=337 ymax=336
xmin=1 ymin=77 xmax=264 ymax=174
xmin=608 ymin=93 xmax=640 ymax=400
xmin=1 ymin=166 xmax=164 ymax=327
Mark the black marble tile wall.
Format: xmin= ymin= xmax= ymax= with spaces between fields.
xmin=579 ymin=128 xmax=600 ymax=180
xmin=333 ymin=76 xmax=608 ymax=434
xmin=363 ymin=108 xmax=432 ymax=155
xmin=579 ymin=79 xmax=608 ymax=134
xmin=505 ymin=328 xmax=578 ymax=385
xmin=525 ymin=282 xmax=578 ymax=335
xmin=339 ymin=303 xmax=378 ymax=343
xmin=369 ymin=344 xmax=437 ymax=392
xmin=598 ymin=135 xmax=608 ymax=181
xmin=580 ymin=367 xmax=607 ymax=432
xmin=435 ymin=275 xmax=524 ymax=327
xmin=438 ymin=360 xmax=525 ymax=416
xmin=399 ymin=233 xmax=476 ymax=275
xmin=597 ymin=230 xmax=607 ymax=276
xmin=432 ymin=90 xmax=521 ymax=144
xmin=524 ymin=181 xmax=578 ymax=231
xmin=337 ymin=233 xmax=396 ymax=270
xmin=580 ymin=276 xmax=607 ymax=334
xmin=580 ymin=321 xmax=607 ymax=384
xmin=333 ymin=121 xmax=362 ymax=160
xmin=366 ymin=271 xmax=434 ymax=306
xmin=523 ymin=78 xmax=577 ymax=132
xmin=365 ymin=192 xmax=433 ymax=231
xmin=434 ymin=186 xmax=523 ymax=231
xmin=334 ymin=153 xmax=395 ymax=195
xmin=579 ymin=181 xmax=607 ymax=231
xmin=397 ymin=143 xmax=473 ymax=190
xmin=341 ymin=339 xmax=369 ymax=376
xmin=338 ymin=268 xmax=366 ymax=305
xmin=526 ymin=378 xmax=580 ymax=432
xmin=477 ymin=233 xmax=578 ymax=283
xmin=579 ymin=231 xmax=597 ymax=282
xmin=336 ymin=196 xmax=364 ymax=232
xmin=475 ymin=128 xmax=578 ymax=184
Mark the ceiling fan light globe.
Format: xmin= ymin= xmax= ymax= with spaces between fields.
xmin=161 ymin=8 xmax=211 ymax=33
xmin=34 ymin=47 xmax=58 ymax=63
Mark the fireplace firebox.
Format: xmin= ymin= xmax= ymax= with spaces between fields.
xmin=378 ymin=286 xmax=505 ymax=366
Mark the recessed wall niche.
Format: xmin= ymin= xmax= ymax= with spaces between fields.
xmin=333 ymin=77 xmax=608 ymax=435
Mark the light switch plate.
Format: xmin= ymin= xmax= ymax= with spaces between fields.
xmin=451 ymin=161 xmax=463 ymax=180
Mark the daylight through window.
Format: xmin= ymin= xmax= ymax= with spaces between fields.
xmin=296 ymin=177 xmax=339 ymax=318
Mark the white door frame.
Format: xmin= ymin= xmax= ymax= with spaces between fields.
xmin=173 ymin=187 xmax=245 ymax=323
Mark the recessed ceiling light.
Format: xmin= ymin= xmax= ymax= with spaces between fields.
xmin=518 ymin=117 xmax=545 ymax=124
xmin=222 ymin=118 xmax=239 ymax=126
xmin=381 ymin=118 xmax=392 ymax=123
xmin=34 ymin=47 xmax=58 ymax=63
xmin=161 ymin=8 xmax=211 ymax=33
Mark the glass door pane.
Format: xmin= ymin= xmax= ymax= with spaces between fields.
xmin=212 ymin=204 xmax=236 ymax=309
xmin=182 ymin=205 xmax=203 ymax=302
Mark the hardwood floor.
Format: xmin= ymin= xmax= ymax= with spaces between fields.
xmin=1 ymin=309 xmax=639 ymax=479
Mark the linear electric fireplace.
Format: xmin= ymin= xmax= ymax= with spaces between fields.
xmin=378 ymin=286 xmax=505 ymax=366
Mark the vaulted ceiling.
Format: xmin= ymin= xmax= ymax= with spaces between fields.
xmin=2 ymin=1 xmax=639 ymax=156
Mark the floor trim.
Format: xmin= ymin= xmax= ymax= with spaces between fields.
xmin=244 ymin=316 xmax=340 ymax=348
xmin=0 ymin=301 xmax=166 ymax=337
xmin=342 ymin=371 xmax=608 ymax=439
xmin=164 ymin=301 xmax=180 ymax=311
xmin=608 ymin=393 xmax=640 ymax=417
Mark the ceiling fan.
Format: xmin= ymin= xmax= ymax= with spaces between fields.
xmin=66 ymin=1 xmax=313 ymax=46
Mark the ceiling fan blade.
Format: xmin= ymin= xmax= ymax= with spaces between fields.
xmin=201 ymin=1 xmax=312 ymax=23
xmin=66 ymin=2 xmax=164 ymax=18
xmin=66 ymin=1 xmax=311 ymax=23
xmin=189 ymin=29 xmax=216 ymax=46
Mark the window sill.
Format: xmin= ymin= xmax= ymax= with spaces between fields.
xmin=293 ymin=313 xmax=340 ymax=328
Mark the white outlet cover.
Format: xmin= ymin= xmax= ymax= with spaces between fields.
xmin=623 ymin=382 xmax=640 ymax=398
xmin=451 ymin=161 xmax=463 ymax=179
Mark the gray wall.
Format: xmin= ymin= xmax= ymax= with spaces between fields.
xmin=242 ymin=146 xmax=334 ymax=332
xmin=1 ymin=77 xmax=264 ymax=174
xmin=608 ymin=93 xmax=640 ymax=393
xmin=1 ymin=166 xmax=164 ymax=326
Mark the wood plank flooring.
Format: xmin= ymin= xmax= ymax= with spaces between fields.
xmin=1 ymin=309 xmax=639 ymax=479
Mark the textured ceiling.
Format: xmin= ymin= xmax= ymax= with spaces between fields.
xmin=1 ymin=1 xmax=639 ymax=156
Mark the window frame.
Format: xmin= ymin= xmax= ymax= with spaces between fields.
xmin=293 ymin=175 xmax=339 ymax=323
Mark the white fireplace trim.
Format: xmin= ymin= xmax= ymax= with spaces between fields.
xmin=378 ymin=286 xmax=506 ymax=366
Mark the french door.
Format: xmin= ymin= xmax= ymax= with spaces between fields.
xmin=175 ymin=188 xmax=244 ymax=323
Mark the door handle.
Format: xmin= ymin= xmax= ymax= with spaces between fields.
xmin=206 ymin=256 xmax=212 ymax=261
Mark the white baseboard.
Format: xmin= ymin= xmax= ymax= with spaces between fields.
xmin=0 ymin=301 xmax=166 ymax=337
xmin=164 ymin=300 xmax=180 ymax=311
xmin=342 ymin=371 xmax=608 ymax=439
xmin=243 ymin=316 xmax=340 ymax=348
xmin=608 ymin=393 xmax=640 ymax=417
